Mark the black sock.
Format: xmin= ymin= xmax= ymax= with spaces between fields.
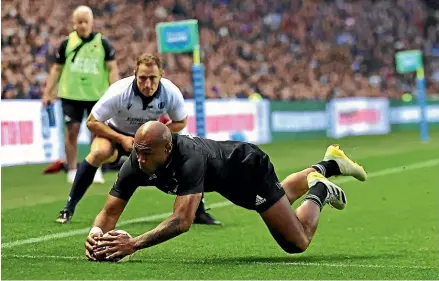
xmin=196 ymin=195 xmax=206 ymax=215
xmin=65 ymin=160 xmax=98 ymax=212
xmin=312 ymin=160 xmax=341 ymax=178
xmin=303 ymin=182 xmax=328 ymax=211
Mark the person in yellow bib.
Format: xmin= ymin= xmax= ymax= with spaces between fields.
xmin=42 ymin=5 xmax=119 ymax=183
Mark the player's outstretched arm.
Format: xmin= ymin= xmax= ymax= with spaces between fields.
xmin=133 ymin=193 xmax=202 ymax=249
xmin=93 ymin=193 xmax=202 ymax=261
xmin=85 ymin=195 xmax=128 ymax=260
xmin=93 ymin=194 xmax=128 ymax=233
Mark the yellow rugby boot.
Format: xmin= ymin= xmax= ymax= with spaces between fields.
xmin=323 ymin=145 xmax=367 ymax=182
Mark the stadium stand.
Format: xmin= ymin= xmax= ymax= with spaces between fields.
xmin=2 ymin=0 xmax=439 ymax=100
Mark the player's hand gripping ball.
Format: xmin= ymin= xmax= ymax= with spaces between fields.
xmin=94 ymin=229 xmax=132 ymax=262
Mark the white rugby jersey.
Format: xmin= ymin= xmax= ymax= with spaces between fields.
xmin=91 ymin=76 xmax=187 ymax=136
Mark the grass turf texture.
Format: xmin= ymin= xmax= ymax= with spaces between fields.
xmin=2 ymin=130 xmax=438 ymax=279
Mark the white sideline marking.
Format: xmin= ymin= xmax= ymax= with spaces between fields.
xmin=2 ymin=254 xmax=437 ymax=270
xmin=335 ymin=158 xmax=439 ymax=184
xmin=1 ymin=201 xmax=232 ymax=249
xmin=2 ymin=159 xmax=439 ymax=249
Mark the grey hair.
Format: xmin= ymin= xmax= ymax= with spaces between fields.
xmin=73 ymin=5 xmax=93 ymax=20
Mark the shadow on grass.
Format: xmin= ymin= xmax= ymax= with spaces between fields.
xmin=133 ymin=252 xmax=404 ymax=265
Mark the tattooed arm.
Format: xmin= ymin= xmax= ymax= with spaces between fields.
xmin=95 ymin=158 xmax=206 ymax=261
xmin=133 ymin=193 xmax=202 ymax=250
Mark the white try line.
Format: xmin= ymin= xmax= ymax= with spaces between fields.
xmin=1 ymin=201 xmax=232 ymax=249
xmin=2 ymin=254 xmax=437 ymax=270
xmin=2 ymin=158 xmax=439 ymax=249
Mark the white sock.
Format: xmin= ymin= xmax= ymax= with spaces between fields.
xmin=67 ymin=169 xmax=77 ymax=180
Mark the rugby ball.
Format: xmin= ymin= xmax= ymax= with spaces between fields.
xmin=95 ymin=229 xmax=132 ymax=262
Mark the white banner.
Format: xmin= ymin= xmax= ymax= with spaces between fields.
xmin=390 ymin=105 xmax=439 ymax=124
xmin=183 ymin=99 xmax=271 ymax=144
xmin=327 ymin=97 xmax=390 ymax=138
xmin=1 ymin=100 xmax=63 ymax=166
xmin=77 ymin=99 xmax=271 ymax=145
xmin=272 ymin=111 xmax=327 ymax=132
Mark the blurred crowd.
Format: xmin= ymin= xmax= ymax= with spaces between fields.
xmin=2 ymin=0 xmax=439 ymax=100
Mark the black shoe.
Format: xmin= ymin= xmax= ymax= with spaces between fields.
xmin=55 ymin=209 xmax=73 ymax=224
xmin=193 ymin=211 xmax=222 ymax=225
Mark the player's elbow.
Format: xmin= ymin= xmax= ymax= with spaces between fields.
xmin=86 ymin=122 xmax=96 ymax=134
xmin=86 ymin=119 xmax=100 ymax=133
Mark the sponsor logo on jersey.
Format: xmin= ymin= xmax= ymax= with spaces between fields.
xmin=255 ymin=195 xmax=267 ymax=206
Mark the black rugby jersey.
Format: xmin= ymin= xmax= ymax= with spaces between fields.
xmin=110 ymin=134 xmax=268 ymax=201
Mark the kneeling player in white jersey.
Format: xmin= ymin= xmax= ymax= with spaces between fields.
xmin=56 ymin=53 xmax=221 ymax=225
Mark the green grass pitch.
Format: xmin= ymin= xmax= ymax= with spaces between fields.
xmin=1 ymin=130 xmax=438 ymax=279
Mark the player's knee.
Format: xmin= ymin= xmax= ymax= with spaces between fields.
xmin=281 ymin=243 xmax=307 ymax=254
xmin=88 ymin=147 xmax=114 ymax=164
xmin=278 ymin=237 xmax=310 ymax=254
xmin=180 ymin=223 xmax=191 ymax=233
xmin=179 ymin=218 xmax=193 ymax=233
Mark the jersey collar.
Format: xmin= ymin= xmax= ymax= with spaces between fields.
xmin=133 ymin=78 xmax=162 ymax=98
xmin=132 ymin=79 xmax=162 ymax=110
